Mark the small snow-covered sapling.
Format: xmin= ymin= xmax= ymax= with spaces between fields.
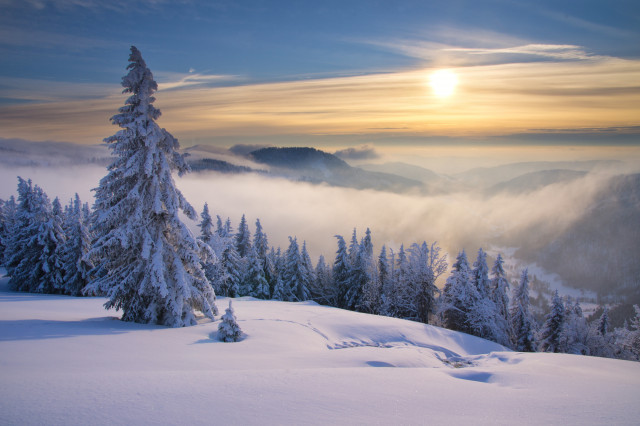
xmin=218 ymin=300 xmax=243 ymax=342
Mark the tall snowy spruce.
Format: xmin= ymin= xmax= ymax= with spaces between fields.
xmin=538 ymin=290 xmax=565 ymax=353
xmin=85 ymin=47 xmax=218 ymax=326
xmin=60 ymin=194 xmax=93 ymax=296
xmin=510 ymin=269 xmax=536 ymax=352
xmin=489 ymin=254 xmax=512 ymax=347
xmin=437 ymin=250 xmax=479 ymax=335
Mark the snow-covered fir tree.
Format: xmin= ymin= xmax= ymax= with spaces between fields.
xmin=623 ymin=305 xmax=640 ymax=360
xmin=35 ymin=197 xmax=66 ymax=294
xmin=244 ymin=245 xmax=270 ymax=299
xmin=300 ymin=241 xmax=316 ymax=293
xmin=198 ymin=203 xmax=215 ymax=246
xmin=538 ymin=290 xmax=565 ymax=353
xmin=0 ymin=198 xmax=7 ymax=263
xmin=219 ymin=244 xmax=242 ymax=297
xmin=0 ymin=196 xmax=18 ymax=267
xmin=378 ymin=245 xmax=394 ymax=316
xmin=472 ymin=248 xmax=491 ymax=299
xmin=60 ymin=194 xmax=93 ymax=296
xmin=588 ymin=306 xmax=617 ymax=358
xmin=559 ymin=298 xmax=589 ymax=355
xmin=282 ymin=237 xmax=310 ymax=302
xmin=392 ymin=244 xmax=415 ymax=318
xmin=437 ymin=250 xmax=480 ymax=335
xmin=356 ymin=229 xmax=380 ymax=314
xmin=333 ymin=235 xmax=351 ymax=309
xmin=252 ymin=218 xmax=273 ymax=290
xmin=469 ymin=248 xmax=499 ymax=342
xmin=598 ymin=306 xmax=610 ymax=336
xmin=312 ymin=254 xmax=336 ymax=305
xmin=270 ymin=247 xmax=289 ymax=301
xmin=5 ymin=178 xmax=63 ymax=294
xmin=490 ymin=254 xmax=512 ymax=347
xmin=197 ymin=203 xmax=222 ymax=288
xmin=409 ymin=242 xmax=446 ymax=324
xmin=510 ymin=269 xmax=537 ymax=352
xmin=235 ymin=214 xmax=252 ymax=258
xmin=85 ymin=46 xmax=217 ymax=326
xmin=217 ymin=300 xmax=243 ymax=342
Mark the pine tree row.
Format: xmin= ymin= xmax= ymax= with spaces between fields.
xmin=1 ymin=179 xmax=92 ymax=296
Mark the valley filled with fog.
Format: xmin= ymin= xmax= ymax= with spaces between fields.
xmin=2 ymin=138 xmax=638 ymax=305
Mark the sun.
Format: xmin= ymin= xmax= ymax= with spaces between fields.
xmin=429 ymin=69 xmax=458 ymax=98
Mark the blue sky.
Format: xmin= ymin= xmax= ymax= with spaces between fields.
xmin=1 ymin=0 xmax=639 ymax=148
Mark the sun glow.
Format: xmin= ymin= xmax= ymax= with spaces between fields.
xmin=429 ymin=69 xmax=458 ymax=98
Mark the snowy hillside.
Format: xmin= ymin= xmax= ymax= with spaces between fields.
xmin=1 ymin=273 xmax=638 ymax=425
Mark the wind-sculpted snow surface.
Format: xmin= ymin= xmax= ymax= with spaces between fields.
xmin=1 ymin=275 xmax=639 ymax=425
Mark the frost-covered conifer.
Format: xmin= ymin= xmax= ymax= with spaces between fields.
xmin=356 ymin=229 xmax=379 ymax=314
xmin=408 ymin=242 xmax=445 ymax=324
xmin=623 ymin=305 xmax=640 ymax=360
xmin=0 ymin=196 xmax=17 ymax=267
xmin=220 ymin=244 xmax=242 ymax=297
xmin=469 ymin=248 xmax=499 ymax=342
xmin=348 ymin=229 xmax=359 ymax=264
xmin=6 ymin=178 xmax=64 ymax=294
xmin=510 ymin=269 xmax=537 ymax=352
xmin=253 ymin=219 xmax=268 ymax=260
xmin=60 ymin=194 xmax=93 ymax=296
xmin=300 ymin=241 xmax=316 ymax=290
xmin=0 ymin=198 xmax=6 ymax=263
xmin=437 ymin=250 xmax=479 ymax=335
xmin=235 ymin=214 xmax=252 ymax=258
xmin=598 ymin=307 xmax=610 ymax=336
xmin=312 ymin=255 xmax=336 ymax=305
xmin=333 ymin=235 xmax=351 ymax=309
xmin=245 ymin=245 xmax=270 ymax=299
xmin=216 ymin=215 xmax=225 ymax=238
xmin=559 ymin=298 xmax=589 ymax=355
xmin=252 ymin=218 xmax=273 ymax=288
xmin=588 ymin=306 xmax=616 ymax=358
xmin=197 ymin=203 xmax=222 ymax=288
xmin=35 ymin=197 xmax=66 ymax=294
xmin=538 ymin=291 xmax=565 ymax=353
xmin=282 ymin=237 xmax=310 ymax=302
xmin=490 ymin=254 xmax=512 ymax=347
xmin=391 ymin=244 xmax=414 ymax=318
xmin=85 ymin=47 xmax=217 ymax=326
xmin=198 ymin=203 xmax=215 ymax=246
xmin=218 ymin=300 xmax=243 ymax=342
xmin=378 ymin=245 xmax=394 ymax=315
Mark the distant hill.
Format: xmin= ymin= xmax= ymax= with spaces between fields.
xmin=486 ymin=169 xmax=587 ymax=196
xmin=456 ymin=160 xmax=621 ymax=188
xmin=249 ymin=147 xmax=423 ymax=192
xmin=188 ymin=158 xmax=257 ymax=174
xmin=357 ymin=162 xmax=442 ymax=183
xmin=514 ymin=173 xmax=640 ymax=301
xmin=250 ymin=147 xmax=349 ymax=171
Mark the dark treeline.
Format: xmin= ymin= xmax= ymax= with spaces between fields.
xmin=1 ymin=181 xmax=639 ymax=361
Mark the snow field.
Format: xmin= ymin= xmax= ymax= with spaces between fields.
xmin=1 ymin=277 xmax=639 ymax=425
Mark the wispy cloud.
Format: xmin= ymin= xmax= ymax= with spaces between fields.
xmin=444 ymin=44 xmax=598 ymax=61
xmin=1 ymin=53 xmax=639 ymax=144
xmin=155 ymin=71 xmax=241 ymax=91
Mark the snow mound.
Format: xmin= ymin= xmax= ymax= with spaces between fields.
xmin=1 ymin=281 xmax=639 ymax=425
